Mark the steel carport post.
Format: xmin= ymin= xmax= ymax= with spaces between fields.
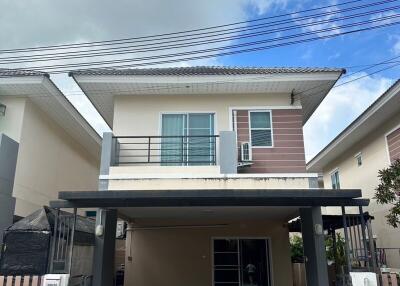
xmin=341 ymin=206 xmax=352 ymax=273
xmin=358 ymin=206 xmax=370 ymax=270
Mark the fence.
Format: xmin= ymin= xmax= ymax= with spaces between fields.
xmin=379 ymin=273 xmax=399 ymax=286
xmin=0 ymin=276 xmax=41 ymax=286
xmin=49 ymin=211 xmax=77 ymax=274
xmin=0 ymin=275 xmax=91 ymax=286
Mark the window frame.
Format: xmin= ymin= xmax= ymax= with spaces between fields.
xmin=330 ymin=168 xmax=341 ymax=190
xmin=211 ymin=237 xmax=273 ymax=286
xmin=159 ymin=111 xmax=217 ymax=166
xmin=248 ymin=110 xmax=274 ymax=148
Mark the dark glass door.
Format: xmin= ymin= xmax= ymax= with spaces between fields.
xmin=213 ymin=238 xmax=272 ymax=286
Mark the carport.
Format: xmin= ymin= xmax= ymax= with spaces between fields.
xmin=51 ymin=188 xmax=369 ymax=286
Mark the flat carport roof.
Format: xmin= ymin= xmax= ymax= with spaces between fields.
xmin=289 ymin=212 xmax=374 ymax=232
xmin=50 ymin=189 xmax=369 ymax=209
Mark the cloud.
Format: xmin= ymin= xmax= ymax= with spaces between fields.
xmin=248 ymin=0 xmax=290 ymax=15
xmin=328 ymin=52 xmax=340 ymax=60
xmin=0 ymin=1 xmax=253 ymax=71
xmin=392 ymin=36 xmax=400 ymax=55
xmin=301 ymin=48 xmax=313 ymax=60
xmin=370 ymin=11 xmax=399 ymax=26
xmin=304 ymin=74 xmax=394 ymax=161
xmin=293 ymin=0 xmax=342 ymax=37
xmin=0 ymin=0 xmax=289 ymax=134
xmin=0 ymin=0 xmax=250 ymax=49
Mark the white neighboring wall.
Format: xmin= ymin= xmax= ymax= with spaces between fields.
xmin=321 ymin=112 xmax=400 ymax=266
xmin=0 ymin=97 xmax=26 ymax=142
xmin=0 ymin=97 xmax=100 ymax=217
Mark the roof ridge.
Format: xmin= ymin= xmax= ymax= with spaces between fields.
xmin=70 ymin=66 xmax=345 ymax=76
xmin=0 ymin=68 xmax=48 ymax=77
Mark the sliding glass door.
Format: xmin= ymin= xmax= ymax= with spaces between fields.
xmin=161 ymin=114 xmax=187 ymax=165
xmin=213 ymin=238 xmax=272 ymax=286
xmin=161 ymin=113 xmax=214 ymax=165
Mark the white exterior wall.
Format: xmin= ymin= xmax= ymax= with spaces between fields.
xmin=109 ymin=93 xmax=313 ymax=190
xmin=321 ymin=112 xmax=400 ymax=261
xmin=2 ymin=99 xmax=100 ymax=217
xmin=0 ymin=97 xmax=26 ymax=142
xmin=113 ymin=93 xmax=297 ymax=135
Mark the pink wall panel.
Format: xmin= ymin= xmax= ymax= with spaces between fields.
xmin=235 ymin=109 xmax=306 ymax=173
xmin=387 ymin=126 xmax=400 ymax=163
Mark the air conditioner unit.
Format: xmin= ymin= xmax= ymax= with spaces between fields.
xmin=42 ymin=274 xmax=70 ymax=286
xmin=240 ymin=142 xmax=252 ymax=162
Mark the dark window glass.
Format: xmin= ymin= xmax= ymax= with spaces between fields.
xmin=251 ymin=130 xmax=272 ymax=147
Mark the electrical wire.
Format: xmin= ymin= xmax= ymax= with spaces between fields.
xmin=0 ymin=0 xmax=397 ymax=62
xmin=5 ymin=15 xmax=400 ymax=73
xmin=0 ymin=0 xmax=378 ymax=54
xmin=1 ymin=3 xmax=398 ymax=64
xmin=292 ymin=54 xmax=400 ymax=99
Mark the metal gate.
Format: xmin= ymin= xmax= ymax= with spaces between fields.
xmin=341 ymin=206 xmax=378 ymax=273
xmin=48 ymin=209 xmax=77 ymax=274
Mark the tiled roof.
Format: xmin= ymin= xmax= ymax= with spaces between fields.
xmin=0 ymin=68 xmax=48 ymax=77
xmin=70 ymin=66 xmax=345 ymax=76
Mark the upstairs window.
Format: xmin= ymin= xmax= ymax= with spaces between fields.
xmin=249 ymin=111 xmax=273 ymax=147
xmin=161 ymin=113 xmax=215 ymax=166
xmin=331 ymin=169 xmax=340 ymax=190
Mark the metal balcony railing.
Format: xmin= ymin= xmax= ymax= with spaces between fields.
xmin=112 ymin=135 xmax=218 ymax=166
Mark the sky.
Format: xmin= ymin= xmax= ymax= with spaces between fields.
xmin=1 ymin=0 xmax=399 ymax=160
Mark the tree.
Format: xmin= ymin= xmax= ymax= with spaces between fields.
xmin=375 ymin=159 xmax=400 ymax=228
xmin=290 ymin=235 xmax=304 ymax=263
xmin=325 ymin=233 xmax=346 ymax=268
xmin=290 ymin=233 xmax=346 ymax=268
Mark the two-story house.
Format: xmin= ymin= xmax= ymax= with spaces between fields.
xmin=0 ymin=69 xmax=101 ymax=243
xmin=307 ymin=80 xmax=400 ymax=269
xmin=51 ymin=66 xmax=371 ymax=286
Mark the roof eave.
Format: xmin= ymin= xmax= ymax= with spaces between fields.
xmin=307 ymin=79 xmax=400 ymax=172
xmin=0 ymin=72 xmax=102 ymax=159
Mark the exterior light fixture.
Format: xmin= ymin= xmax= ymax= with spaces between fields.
xmin=0 ymin=103 xmax=5 ymax=116
xmin=314 ymin=224 xmax=323 ymax=235
xmin=95 ymin=225 xmax=104 ymax=237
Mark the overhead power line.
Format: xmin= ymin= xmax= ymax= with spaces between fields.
xmin=0 ymin=0 xmax=396 ymax=62
xmin=291 ymin=61 xmax=400 ymax=103
xmin=0 ymin=0 xmax=378 ymax=54
xmin=292 ymin=53 xmax=400 ymax=99
xmin=9 ymin=15 xmax=400 ymax=73
xmin=0 ymin=2 xmax=398 ymax=64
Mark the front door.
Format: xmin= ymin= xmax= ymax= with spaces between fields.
xmin=213 ymin=238 xmax=272 ymax=286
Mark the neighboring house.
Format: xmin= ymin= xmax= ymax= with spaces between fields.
xmin=307 ymin=80 xmax=400 ymax=267
xmin=0 ymin=69 xmax=101 ymax=228
xmin=51 ymin=66 xmax=370 ymax=286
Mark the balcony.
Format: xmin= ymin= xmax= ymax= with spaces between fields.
xmin=99 ymin=132 xmax=318 ymax=191
xmin=112 ymin=135 xmax=218 ymax=166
